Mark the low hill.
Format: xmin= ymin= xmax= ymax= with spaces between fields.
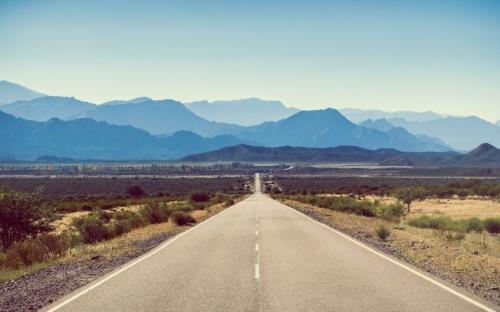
xmin=180 ymin=143 xmax=500 ymax=167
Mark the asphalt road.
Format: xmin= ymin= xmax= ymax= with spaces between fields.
xmin=45 ymin=174 xmax=495 ymax=312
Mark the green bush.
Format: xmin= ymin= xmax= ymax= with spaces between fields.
xmin=483 ymin=218 xmax=500 ymax=234
xmin=408 ymin=215 xmax=489 ymax=233
xmin=376 ymin=225 xmax=391 ymax=240
xmin=72 ymin=215 xmax=113 ymax=243
xmin=139 ymin=203 xmax=171 ymax=224
xmin=172 ymin=211 xmax=196 ymax=226
xmin=376 ymin=203 xmax=406 ymax=222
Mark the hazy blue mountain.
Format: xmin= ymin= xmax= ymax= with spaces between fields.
xmin=185 ymin=98 xmax=299 ymax=126
xmin=496 ymin=121 xmax=500 ymax=127
xmin=181 ymin=143 xmax=499 ymax=167
xmin=359 ymin=118 xmax=395 ymax=132
xmin=235 ymin=109 xmax=450 ymax=152
xmin=75 ymin=99 xmax=243 ymax=136
xmin=0 ymin=111 xmax=250 ymax=160
xmin=100 ymin=97 xmax=153 ymax=106
xmin=0 ymin=80 xmax=46 ymax=103
xmin=389 ymin=116 xmax=500 ymax=151
xmin=1 ymin=96 xmax=96 ymax=121
xmin=360 ymin=118 xmax=452 ymax=151
xmin=340 ymin=108 xmax=444 ymax=123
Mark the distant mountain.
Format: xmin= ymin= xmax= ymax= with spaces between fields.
xmin=360 ymin=118 xmax=452 ymax=151
xmin=496 ymin=121 xmax=500 ymax=127
xmin=1 ymin=96 xmax=96 ymax=121
xmin=100 ymin=97 xmax=153 ymax=106
xmin=0 ymin=80 xmax=46 ymax=103
xmin=185 ymin=98 xmax=299 ymax=126
xmin=181 ymin=143 xmax=500 ymax=167
xmin=234 ymin=109 xmax=450 ymax=152
xmin=0 ymin=111 xmax=250 ymax=160
xmin=74 ymin=99 xmax=243 ymax=136
xmin=359 ymin=118 xmax=395 ymax=132
xmin=181 ymin=144 xmax=388 ymax=162
xmin=339 ymin=108 xmax=444 ymax=123
xmin=388 ymin=116 xmax=500 ymax=151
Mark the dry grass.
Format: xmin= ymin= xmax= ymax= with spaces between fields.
xmin=352 ymin=194 xmax=500 ymax=219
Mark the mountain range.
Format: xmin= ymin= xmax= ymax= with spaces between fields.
xmin=181 ymin=143 xmax=500 ymax=167
xmin=185 ymin=98 xmax=298 ymax=126
xmin=2 ymin=96 xmax=95 ymax=121
xmin=0 ymin=80 xmax=499 ymax=156
xmin=72 ymin=98 xmax=243 ymax=136
xmin=388 ymin=117 xmax=500 ymax=151
xmin=234 ymin=109 xmax=450 ymax=152
xmin=0 ymin=111 xmax=250 ymax=160
xmin=339 ymin=108 xmax=444 ymax=123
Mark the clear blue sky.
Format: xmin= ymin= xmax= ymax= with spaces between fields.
xmin=1 ymin=0 xmax=499 ymax=120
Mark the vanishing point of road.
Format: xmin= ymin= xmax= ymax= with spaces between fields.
xmin=45 ymin=174 xmax=496 ymax=312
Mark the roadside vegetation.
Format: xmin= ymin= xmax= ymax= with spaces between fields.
xmin=0 ymin=178 xmax=250 ymax=281
xmin=273 ymin=175 xmax=500 ymax=198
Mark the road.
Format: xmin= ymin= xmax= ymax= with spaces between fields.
xmin=45 ymin=174 xmax=495 ymax=312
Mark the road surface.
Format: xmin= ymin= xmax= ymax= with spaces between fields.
xmin=45 ymin=174 xmax=495 ymax=312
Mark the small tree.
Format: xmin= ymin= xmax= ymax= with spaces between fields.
xmin=395 ymin=186 xmax=426 ymax=213
xmin=0 ymin=188 xmax=56 ymax=249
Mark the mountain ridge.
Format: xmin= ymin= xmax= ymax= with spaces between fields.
xmin=180 ymin=143 xmax=500 ymax=167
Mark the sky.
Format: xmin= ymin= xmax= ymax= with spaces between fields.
xmin=1 ymin=0 xmax=499 ymax=121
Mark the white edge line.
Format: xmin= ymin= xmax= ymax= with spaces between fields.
xmin=282 ymin=202 xmax=496 ymax=312
xmin=45 ymin=201 xmax=241 ymax=312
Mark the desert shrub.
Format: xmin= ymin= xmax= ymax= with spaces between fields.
xmin=72 ymin=215 xmax=113 ymax=243
xmin=444 ymin=231 xmax=466 ymax=241
xmin=112 ymin=219 xmax=133 ymax=236
xmin=483 ymin=218 xmax=500 ymax=234
xmin=139 ymin=203 xmax=171 ymax=224
xmin=126 ymin=185 xmax=145 ymax=197
xmin=38 ymin=234 xmax=65 ymax=255
xmin=375 ymin=203 xmax=406 ymax=222
xmin=0 ymin=188 xmax=57 ymax=249
xmin=81 ymin=204 xmax=94 ymax=211
xmin=225 ymin=199 xmax=236 ymax=207
xmin=114 ymin=211 xmax=146 ymax=228
xmin=4 ymin=239 xmax=50 ymax=268
xmin=376 ymin=225 xmax=391 ymax=240
xmin=463 ymin=218 xmax=484 ymax=233
xmin=190 ymin=193 xmax=210 ymax=202
xmin=408 ymin=216 xmax=487 ymax=233
xmin=192 ymin=203 xmax=207 ymax=210
xmin=172 ymin=211 xmax=197 ymax=226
